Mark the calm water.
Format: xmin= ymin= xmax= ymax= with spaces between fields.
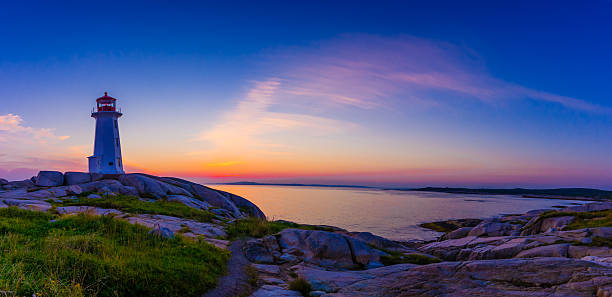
xmin=210 ymin=185 xmax=586 ymax=241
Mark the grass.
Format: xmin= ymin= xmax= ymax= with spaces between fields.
xmin=225 ymin=217 xmax=334 ymax=239
xmin=419 ymin=222 xmax=456 ymax=233
xmin=0 ymin=207 xmax=229 ymax=297
xmin=244 ymin=265 xmax=258 ymax=287
xmin=288 ymin=277 xmax=311 ymax=296
xmin=379 ymin=250 xmax=441 ymax=266
xmin=57 ymin=194 xmax=215 ymax=223
xmin=584 ymin=236 xmax=612 ymax=247
xmin=538 ymin=209 xmax=612 ymax=230
xmin=177 ymin=224 xmax=192 ymax=234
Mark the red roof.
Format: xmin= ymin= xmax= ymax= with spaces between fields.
xmin=96 ymin=92 xmax=117 ymax=101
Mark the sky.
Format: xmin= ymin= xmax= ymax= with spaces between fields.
xmin=1 ymin=1 xmax=611 ymax=189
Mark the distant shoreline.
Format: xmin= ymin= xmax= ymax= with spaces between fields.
xmin=404 ymin=187 xmax=612 ymax=201
xmin=210 ymin=181 xmax=374 ymax=189
xmin=212 ymin=182 xmax=612 ymax=201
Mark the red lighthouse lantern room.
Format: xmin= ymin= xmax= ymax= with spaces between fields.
xmin=96 ymin=92 xmax=117 ymax=112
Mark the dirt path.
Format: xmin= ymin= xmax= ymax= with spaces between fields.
xmin=203 ymin=239 xmax=253 ymax=297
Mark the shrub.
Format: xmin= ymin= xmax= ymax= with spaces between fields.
xmin=289 ymin=277 xmax=311 ymax=296
xmin=0 ymin=207 xmax=229 ymax=297
xmin=225 ymin=217 xmax=334 ymax=239
xmin=536 ymin=209 xmax=612 ymax=230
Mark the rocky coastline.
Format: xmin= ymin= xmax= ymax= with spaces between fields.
xmin=1 ymin=172 xmax=611 ymax=296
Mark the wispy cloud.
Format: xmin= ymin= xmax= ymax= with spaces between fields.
xmin=0 ymin=114 xmax=81 ymax=179
xmin=0 ymin=114 xmax=69 ymax=143
xmin=267 ymin=34 xmax=607 ymax=113
xmin=195 ymin=79 xmax=357 ymax=154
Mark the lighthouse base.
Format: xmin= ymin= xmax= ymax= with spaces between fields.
xmin=88 ymin=156 xmax=124 ymax=174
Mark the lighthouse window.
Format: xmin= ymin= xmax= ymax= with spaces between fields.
xmin=116 ymin=138 xmax=119 ymax=147
xmin=114 ymin=120 xmax=118 ymax=128
xmin=109 ymin=162 xmax=114 ymax=166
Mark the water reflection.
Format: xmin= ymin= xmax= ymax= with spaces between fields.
xmin=210 ymin=185 xmax=586 ymax=241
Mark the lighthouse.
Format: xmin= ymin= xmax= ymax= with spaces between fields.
xmin=88 ymin=92 xmax=124 ymax=174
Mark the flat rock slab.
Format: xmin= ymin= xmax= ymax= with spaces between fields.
xmin=313 ymin=257 xmax=612 ymax=297
xmin=125 ymin=214 xmax=227 ymax=238
xmin=250 ymin=285 xmax=301 ymax=297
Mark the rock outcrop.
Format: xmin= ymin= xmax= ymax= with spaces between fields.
xmin=35 ymin=171 xmax=64 ymax=187
xmin=244 ymin=228 xmax=388 ymax=269
xmin=0 ymin=172 xmax=265 ymax=220
xmin=291 ymin=257 xmax=612 ymax=296
xmin=64 ymin=172 xmax=92 ymax=185
xmin=2 ymin=172 xmax=612 ymax=297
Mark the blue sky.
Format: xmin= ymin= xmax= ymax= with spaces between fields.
xmin=1 ymin=1 xmax=611 ymax=188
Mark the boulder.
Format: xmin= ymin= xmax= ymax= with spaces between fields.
xmin=521 ymin=216 xmax=574 ymax=236
xmin=35 ymin=171 xmax=64 ymax=187
xmin=47 ymin=187 xmax=68 ymax=197
xmin=251 ymin=264 xmax=281 ymax=275
xmin=0 ymin=178 xmax=7 ymax=185
xmin=515 ymin=243 xmax=569 ymax=258
xmin=568 ymin=245 xmax=612 ymax=258
xmin=64 ymin=172 xmax=91 ymax=185
xmin=166 ymin=195 xmax=211 ymax=210
xmin=161 ymin=177 xmax=241 ymax=215
xmin=3 ymin=179 xmax=35 ymax=190
xmin=442 ymin=227 xmax=473 ymax=240
xmin=119 ymin=174 xmax=193 ymax=199
xmin=465 ymin=238 xmax=530 ymax=260
xmin=2 ymin=199 xmax=52 ymax=212
xmin=468 ymin=221 xmax=514 ymax=237
xmin=553 ymin=228 xmax=592 ymax=242
xmin=25 ymin=189 xmax=55 ymax=199
xmin=79 ymin=180 xmax=138 ymax=196
xmin=148 ymin=226 xmax=174 ymax=239
xmin=262 ymin=235 xmax=280 ymax=252
xmin=348 ymin=231 xmax=408 ymax=251
xmin=222 ymin=190 xmax=266 ymax=219
xmin=277 ymin=229 xmax=386 ymax=269
xmin=346 ymin=236 xmax=387 ymax=268
xmin=155 ymin=176 xmax=266 ymax=219
xmin=87 ymin=193 xmax=102 ymax=199
xmin=66 ymin=185 xmax=83 ymax=195
xmin=244 ymin=239 xmax=275 ymax=264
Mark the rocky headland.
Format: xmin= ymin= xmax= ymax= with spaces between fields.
xmin=1 ymin=172 xmax=611 ymax=297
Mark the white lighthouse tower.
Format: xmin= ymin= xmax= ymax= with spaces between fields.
xmin=88 ymin=92 xmax=124 ymax=174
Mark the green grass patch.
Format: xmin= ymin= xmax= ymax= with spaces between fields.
xmin=225 ymin=217 xmax=334 ymax=239
xmin=379 ymin=250 xmax=441 ymax=266
xmin=0 ymin=207 xmax=228 ymax=297
xmin=288 ymin=277 xmax=311 ymax=296
xmin=57 ymin=195 xmax=215 ymax=223
xmin=419 ymin=222 xmax=455 ymax=233
xmin=244 ymin=265 xmax=258 ymax=287
xmin=584 ymin=236 xmax=612 ymax=247
xmin=538 ymin=209 xmax=612 ymax=230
